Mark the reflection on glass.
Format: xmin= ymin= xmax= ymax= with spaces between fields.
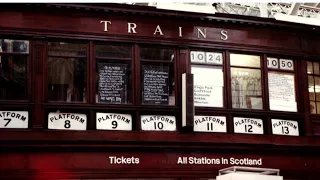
xmin=0 ymin=39 xmax=29 ymax=53
xmin=47 ymin=57 xmax=87 ymax=102
xmin=95 ymin=61 xmax=132 ymax=104
xmin=140 ymin=47 xmax=174 ymax=61
xmin=308 ymin=75 xmax=315 ymax=101
xmin=231 ymin=68 xmax=262 ymax=109
xmin=317 ymin=102 xmax=320 ymax=114
xmin=141 ymin=63 xmax=175 ymax=105
xmin=307 ymin=61 xmax=313 ymax=74
xmin=314 ymin=62 xmax=320 ymax=75
xmin=48 ymin=42 xmax=87 ymax=56
xmin=230 ymin=53 xmax=260 ymax=68
xmin=0 ymin=55 xmax=28 ymax=100
xmin=310 ymin=101 xmax=316 ymax=114
xmin=96 ymin=45 xmax=131 ymax=58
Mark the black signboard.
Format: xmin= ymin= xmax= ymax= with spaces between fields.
xmin=142 ymin=65 xmax=169 ymax=105
xmin=98 ymin=63 xmax=128 ymax=103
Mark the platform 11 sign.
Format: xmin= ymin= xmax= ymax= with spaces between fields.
xmin=194 ymin=116 xmax=227 ymax=133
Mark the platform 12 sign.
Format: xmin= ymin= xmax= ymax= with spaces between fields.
xmin=233 ymin=117 xmax=264 ymax=134
xmin=96 ymin=113 xmax=132 ymax=131
xmin=194 ymin=116 xmax=227 ymax=133
xmin=271 ymin=119 xmax=299 ymax=136
xmin=48 ymin=112 xmax=87 ymax=130
xmin=141 ymin=115 xmax=176 ymax=131
xmin=0 ymin=111 xmax=28 ymax=128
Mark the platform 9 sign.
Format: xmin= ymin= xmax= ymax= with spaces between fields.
xmin=0 ymin=111 xmax=28 ymax=128
xmin=233 ymin=117 xmax=264 ymax=134
xmin=271 ymin=119 xmax=299 ymax=136
xmin=141 ymin=115 xmax=176 ymax=131
xmin=96 ymin=113 xmax=132 ymax=131
xmin=48 ymin=112 xmax=87 ymax=130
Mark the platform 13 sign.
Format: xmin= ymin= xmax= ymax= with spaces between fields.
xmin=96 ymin=113 xmax=132 ymax=131
xmin=141 ymin=115 xmax=176 ymax=131
xmin=194 ymin=116 xmax=227 ymax=133
xmin=48 ymin=112 xmax=87 ymax=130
xmin=233 ymin=117 xmax=264 ymax=134
xmin=0 ymin=111 xmax=28 ymax=128
xmin=271 ymin=119 xmax=299 ymax=136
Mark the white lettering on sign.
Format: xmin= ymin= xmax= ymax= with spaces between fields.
xmin=96 ymin=113 xmax=132 ymax=131
xmin=279 ymin=59 xmax=294 ymax=71
xmin=0 ymin=111 xmax=28 ymax=129
xmin=177 ymin=157 xmax=262 ymax=166
xmin=271 ymin=119 xmax=299 ymax=136
xmin=140 ymin=115 xmax=176 ymax=131
xmin=48 ymin=112 xmax=87 ymax=130
xmin=233 ymin=117 xmax=264 ymax=134
xmin=267 ymin=57 xmax=279 ymax=69
xmin=194 ymin=116 xmax=227 ymax=133
xmin=109 ymin=156 xmax=140 ymax=164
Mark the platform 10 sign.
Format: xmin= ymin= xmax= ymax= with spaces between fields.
xmin=271 ymin=119 xmax=299 ymax=136
xmin=48 ymin=112 xmax=87 ymax=130
xmin=194 ymin=116 xmax=227 ymax=133
xmin=0 ymin=111 xmax=28 ymax=128
xmin=141 ymin=115 xmax=176 ymax=131
xmin=233 ymin=117 xmax=264 ymax=134
xmin=96 ymin=113 xmax=132 ymax=131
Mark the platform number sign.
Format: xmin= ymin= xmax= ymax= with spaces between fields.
xmin=48 ymin=112 xmax=87 ymax=130
xmin=267 ymin=57 xmax=294 ymax=71
xmin=96 ymin=113 xmax=132 ymax=131
xmin=233 ymin=117 xmax=264 ymax=134
xmin=191 ymin=51 xmax=223 ymax=65
xmin=141 ymin=115 xmax=176 ymax=131
xmin=194 ymin=116 xmax=227 ymax=133
xmin=0 ymin=111 xmax=28 ymax=129
xmin=271 ymin=119 xmax=299 ymax=136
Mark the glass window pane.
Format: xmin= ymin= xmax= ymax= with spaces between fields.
xmin=48 ymin=42 xmax=87 ymax=56
xmin=231 ymin=68 xmax=262 ymax=109
xmin=230 ymin=53 xmax=260 ymax=67
xmin=95 ymin=45 xmax=131 ymax=58
xmin=141 ymin=63 xmax=175 ymax=105
xmin=308 ymin=75 xmax=315 ymax=100
xmin=317 ymin=102 xmax=320 ymax=114
xmin=48 ymin=57 xmax=87 ymax=102
xmin=310 ymin=101 xmax=316 ymax=114
xmin=0 ymin=55 xmax=28 ymax=100
xmin=314 ymin=62 xmax=320 ymax=75
xmin=96 ymin=61 xmax=132 ymax=104
xmin=140 ymin=47 xmax=174 ymax=61
xmin=307 ymin=61 xmax=313 ymax=74
xmin=0 ymin=39 xmax=29 ymax=53
xmin=191 ymin=65 xmax=224 ymax=107
xmin=315 ymin=77 xmax=320 ymax=88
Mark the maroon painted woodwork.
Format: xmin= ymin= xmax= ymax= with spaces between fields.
xmin=1 ymin=3 xmax=320 ymax=180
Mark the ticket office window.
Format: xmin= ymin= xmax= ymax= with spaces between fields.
xmin=307 ymin=61 xmax=320 ymax=114
xmin=267 ymin=57 xmax=297 ymax=112
xmin=190 ymin=50 xmax=224 ymax=108
xmin=0 ymin=39 xmax=29 ymax=101
xmin=140 ymin=47 xmax=176 ymax=106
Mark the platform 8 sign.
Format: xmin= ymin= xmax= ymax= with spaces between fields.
xmin=194 ymin=116 xmax=227 ymax=133
xmin=271 ymin=119 xmax=299 ymax=136
xmin=233 ymin=117 xmax=264 ymax=134
xmin=141 ymin=115 xmax=176 ymax=131
xmin=96 ymin=113 xmax=132 ymax=131
xmin=0 ymin=111 xmax=28 ymax=128
xmin=48 ymin=112 xmax=87 ymax=130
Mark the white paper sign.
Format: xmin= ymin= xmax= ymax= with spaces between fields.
xmin=268 ymin=72 xmax=297 ymax=112
xmin=0 ymin=111 xmax=28 ymax=128
xmin=190 ymin=51 xmax=206 ymax=63
xmin=48 ymin=112 xmax=87 ymax=130
xmin=141 ymin=115 xmax=176 ymax=131
xmin=192 ymin=65 xmax=224 ymax=107
xmin=271 ymin=119 xmax=299 ymax=136
xmin=194 ymin=116 xmax=227 ymax=132
xmin=96 ymin=113 xmax=132 ymax=131
xmin=267 ymin=57 xmax=279 ymax=69
xmin=233 ymin=117 xmax=264 ymax=134
xmin=279 ymin=59 xmax=294 ymax=71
